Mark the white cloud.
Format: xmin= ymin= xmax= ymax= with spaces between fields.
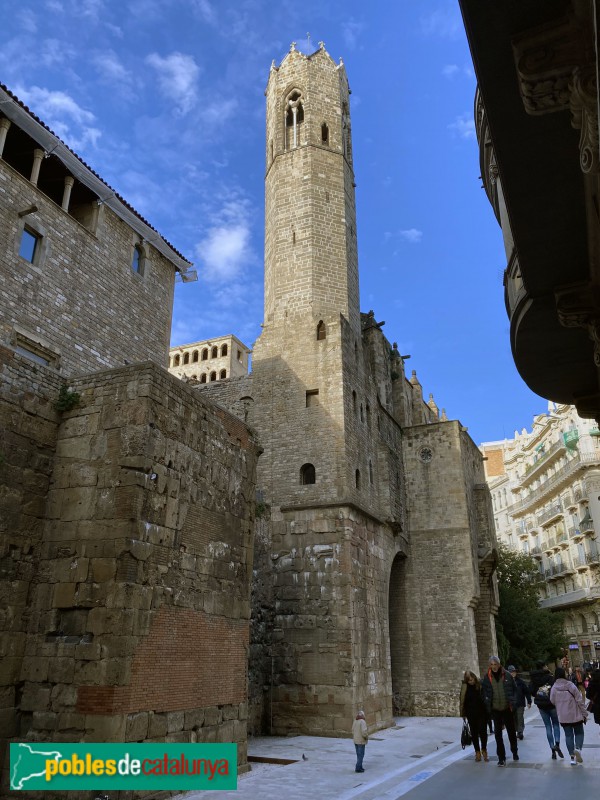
xmin=196 ymin=197 xmax=255 ymax=281
xmin=93 ymin=50 xmax=132 ymax=84
xmin=448 ymin=113 xmax=476 ymax=139
xmin=442 ymin=64 xmax=459 ymax=78
xmin=14 ymin=84 xmax=101 ymax=151
xmin=146 ymin=51 xmax=200 ymax=115
xmin=192 ymin=0 xmax=216 ymax=24
xmin=40 ymin=39 xmax=74 ymax=68
xmin=399 ymin=229 xmax=423 ymax=244
xmin=17 ymin=9 xmax=38 ymax=33
xmin=198 ymin=224 xmax=251 ymax=280
xmin=420 ymin=8 xmax=462 ymax=39
xmin=342 ymin=19 xmax=365 ymax=50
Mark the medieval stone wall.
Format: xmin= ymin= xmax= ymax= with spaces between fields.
xmin=400 ymin=421 xmax=497 ymax=714
xmin=0 ymin=360 xmax=260 ymax=796
xmin=0 ymin=157 xmax=175 ymax=375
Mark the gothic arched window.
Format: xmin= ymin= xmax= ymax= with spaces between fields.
xmin=285 ymin=90 xmax=304 ymax=149
xmin=317 ymin=320 xmax=326 ymax=340
xmin=321 ymin=123 xmax=329 ymax=144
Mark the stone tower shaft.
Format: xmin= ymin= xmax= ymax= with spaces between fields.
xmin=264 ymin=45 xmax=360 ymax=334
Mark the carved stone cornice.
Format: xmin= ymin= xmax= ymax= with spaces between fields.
xmin=555 ymin=282 xmax=600 ymax=423
xmin=512 ymin=14 xmax=598 ymax=173
xmin=570 ymin=67 xmax=599 ymax=173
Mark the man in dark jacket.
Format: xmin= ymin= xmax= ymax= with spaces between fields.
xmin=481 ymin=656 xmax=518 ymax=766
xmin=507 ymin=665 xmax=531 ymax=739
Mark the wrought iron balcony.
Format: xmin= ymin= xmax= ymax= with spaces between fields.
xmin=539 ymin=501 xmax=564 ymax=527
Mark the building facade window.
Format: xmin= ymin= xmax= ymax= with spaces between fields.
xmin=300 ymin=463 xmax=316 ymax=485
xmin=306 ymin=389 xmax=319 ymax=408
xmin=355 ymin=469 xmax=361 ymax=490
xmin=202 ymin=348 xmax=208 ymax=361
xmin=132 ymin=243 xmax=145 ymax=274
xmin=221 ymin=344 xmax=228 ymax=356
xmin=321 ymin=122 xmax=329 ymax=144
xmin=200 ymin=374 xmax=207 ymax=383
xmin=317 ymin=320 xmax=326 ymax=340
xmin=211 ymin=346 xmax=218 ymax=358
xmin=19 ymin=228 xmax=41 ymax=263
xmin=183 ymin=352 xmax=190 ymax=364
xmin=210 ymin=371 xmax=216 ymax=381
xmin=220 ymin=369 xmax=226 ymax=379
xmin=174 ymin=354 xmax=180 ymax=366
xmin=192 ymin=350 xmax=199 ymax=362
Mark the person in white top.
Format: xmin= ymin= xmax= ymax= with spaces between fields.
xmin=352 ymin=710 xmax=368 ymax=773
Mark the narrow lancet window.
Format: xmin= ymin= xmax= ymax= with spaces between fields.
xmin=317 ymin=320 xmax=326 ymax=340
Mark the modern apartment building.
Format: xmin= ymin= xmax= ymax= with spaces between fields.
xmin=481 ymin=404 xmax=600 ymax=665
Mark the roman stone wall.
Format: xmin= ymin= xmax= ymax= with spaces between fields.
xmin=0 ymin=348 xmax=63 ymax=767
xmin=0 ymin=158 xmax=175 ymax=376
xmin=0 ymin=361 xmax=260 ymax=797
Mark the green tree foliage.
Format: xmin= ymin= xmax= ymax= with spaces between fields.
xmin=495 ymin=544 xmax=565 ymax=668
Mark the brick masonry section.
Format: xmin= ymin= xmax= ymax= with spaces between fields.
xmin=77 ymin=607 xmax=248 ymax=714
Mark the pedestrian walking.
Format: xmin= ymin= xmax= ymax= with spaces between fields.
xmin=481 ymin=656 xmax=519 ymax=766
xmin=459 ymin=671 xmax=489 ymax=762
xmin=507 ymin=665 xmax=531 ymax=740
xmin=550 ymin=667 xmax=589 ymax=765
xmin=572 ymin=666 xmax=586 ymax=700
xmin=352 ymin=710 xmax=368 ymax=773
xmin=529 ymin=660 xmax=563 ymax=759
xmin=586 ymin=670 xmax=600 ymax=734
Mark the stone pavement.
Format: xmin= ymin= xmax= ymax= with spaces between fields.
xmin=173 ymin=711 xmax=600 ymax=800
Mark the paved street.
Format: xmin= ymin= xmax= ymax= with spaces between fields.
xmin=174 ymin=711 xmax=600 ymax=800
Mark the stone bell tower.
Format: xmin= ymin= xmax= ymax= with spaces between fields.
xmin=253 ymin=41 xmax=366 ymax=510
xmin=249 ymin=43 xmax=403 ymax=736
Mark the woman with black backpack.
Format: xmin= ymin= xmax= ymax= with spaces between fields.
xmin=529 ymin=660 xmax=564 ymax=759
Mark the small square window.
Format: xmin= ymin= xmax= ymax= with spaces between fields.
xmin=19 ymin=229 xmax=40 ymax=263
xmin=306 ymin=389 xmax=319 ymax=408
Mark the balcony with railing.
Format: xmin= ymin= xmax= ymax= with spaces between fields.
xmin=510 ymin=453 xmax=599 ymax=516
xmin=563 ymin=492 xmax=575 ymax=508
xmin=580 ymin=517 xmax=595 ymax=534
xmin=557 ymin=532 xmax=569 ymax=548
xmin=520 ymin=438 xmax=567 ymax=487
xmin=531 ymin=546 xmax=543 ymax=559
xmin=587 ymin=549 xmax=600 ymax=565
xmin=539 ymin=500 xmax=564 ymax=527
xmin=574 ymin=555 xmax=588 ymax=569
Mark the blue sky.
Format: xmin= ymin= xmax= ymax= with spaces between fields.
xmin=1 ymin=0 xmax=546 ymax=444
